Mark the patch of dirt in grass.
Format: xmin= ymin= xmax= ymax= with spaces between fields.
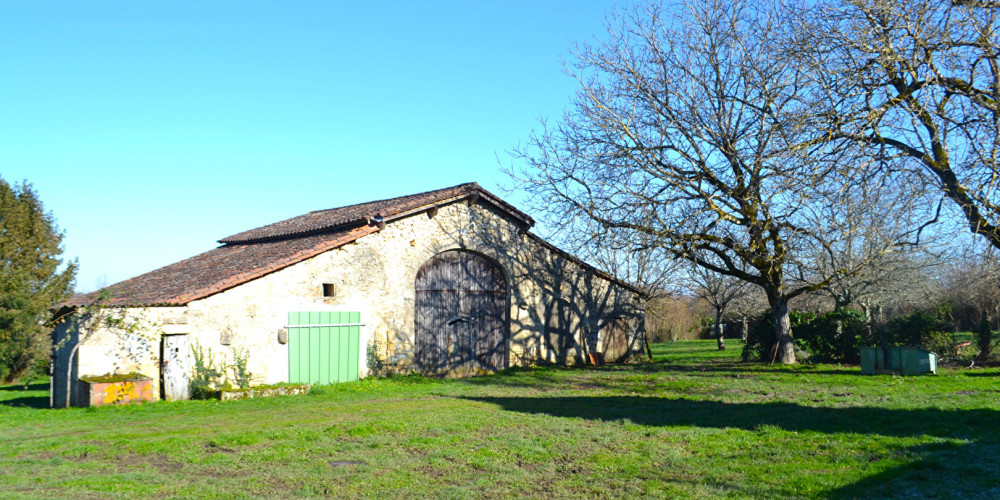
xmin=204 ymin=442 xmax=237 ymax=453
xmin=143 ymin=453 xmax=185 ymax=474
xmin=24 ymin=451 xmax=60 ymax=461
xmin=415 ymin=464 xmax=450 ymax=479
xmin=404 ymin=446 xmax=430 ymax=457
xmin=547 ymin=452 xmax=587 ymax=476
xmin=73 ymin=450 xmax=186 ymax=475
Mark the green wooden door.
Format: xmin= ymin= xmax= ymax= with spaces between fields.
xmin=288 ymin=311 xmax=361 ymax=384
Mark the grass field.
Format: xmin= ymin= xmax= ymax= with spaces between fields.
xmin=2 ymin=341 xmax=998 ymax=499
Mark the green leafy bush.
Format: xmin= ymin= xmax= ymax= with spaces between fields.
xmin=920 ymin=330 xmax=955 ymax=356
xmin=743 ymin=306 xmax=954 ymax=364
xmin=883 ymin=306 xmax=952 ymax=347
xmin=974 ymin=317 xmax=995 ymax=362
xmin=191 ymin=344 xmax=256 ymax=397
xmin=794 ymin=309 xmax=872 ymax=363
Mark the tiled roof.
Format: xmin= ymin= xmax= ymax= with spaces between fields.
xmin=64 ymin=182 xmax=640 ymax=308
xmin=67 ymin=183 xmax=535 ymax=307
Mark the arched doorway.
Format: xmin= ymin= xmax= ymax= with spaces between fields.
xmin=415 ymin=250 xmax=508 ymax=375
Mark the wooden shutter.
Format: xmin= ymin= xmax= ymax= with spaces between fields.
xmin=287 ymin=311 xmax=361 ymax=384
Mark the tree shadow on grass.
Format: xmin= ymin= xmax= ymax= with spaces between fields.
xmin=455 ymin=362 xmax=863 ymax=392
xmin=0 ymin=395 xmax=49 ymax=409
xmin=461 ymin=395 xmax=1000 ymax=498
xmin=0 ymin=382 xmax=47 ymax=392
xmin=0 ymin=382 xmax=50 ymax=408
xmin=634 ymin=361 xmax=860 ymax=376
xmin=825 ymin=440 xmax=1000 ymax=499
xmin=460 ymin=395 xmax=997 ymax=438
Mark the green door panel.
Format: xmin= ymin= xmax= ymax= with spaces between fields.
xmin=288 ymin=311 xmax=361 ymax=384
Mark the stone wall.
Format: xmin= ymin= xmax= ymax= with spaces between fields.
xmin=51 ymin=306 xmax=183 ymax=407
xmin=52 ymin=198 xmax=644 ymax=405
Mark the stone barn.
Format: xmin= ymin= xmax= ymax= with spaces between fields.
xmin=50 ymin=183 xmax=646 ymax=406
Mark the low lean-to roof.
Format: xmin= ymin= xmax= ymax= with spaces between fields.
xmin=64 ymin=226 xmax=380 ymax=307
xmin=65 ymin=183 xmax=639 ymax=308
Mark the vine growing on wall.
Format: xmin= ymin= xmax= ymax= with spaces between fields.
xmin=230 ymin=348 xmax=253 ymax=389
xmin=191 ymin=343 xmax=255 ymax=396
xmin=366 ymin=336 xmax=385 ymax=377
xmin=190 ymin=342 xmax=224 ymax=398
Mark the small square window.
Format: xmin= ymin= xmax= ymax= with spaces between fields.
xmin=322 ymin=283 xmax=336 ymax=297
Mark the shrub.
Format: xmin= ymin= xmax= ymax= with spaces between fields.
xmin=974 ymin=317 xmax=995 ymax=363
xmin=794 ymin=309 xmax=872 ymax=363
xmin=921 ymin=330 xmax=955 ymax=357
xmin=742 ymin=309 xmax=874 ymax=363
xmin=883 ymin=305 xmax=952 ymax=347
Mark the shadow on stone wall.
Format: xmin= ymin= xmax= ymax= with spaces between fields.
xmin=424 ymin=201 xmax=645 ymax=370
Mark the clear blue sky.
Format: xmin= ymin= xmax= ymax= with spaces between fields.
xmin=0 ymin=1 xmax=619 ymax=292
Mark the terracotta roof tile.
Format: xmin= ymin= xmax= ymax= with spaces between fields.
xmin=67 ymin=225 xmax=380 ymax=307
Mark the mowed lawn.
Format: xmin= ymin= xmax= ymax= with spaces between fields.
xmin=2 ymin=341 xmax=998 ymax=499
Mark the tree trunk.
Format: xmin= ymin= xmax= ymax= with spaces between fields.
xmin=715 ymin=309 xmax=725 ymax=350
xmin=768 ymin=296 xmax=796 ymax=364
xmin=740 ymin=315 xmax=748 ymax=342
xmin=859 ymin=302 xmax=874 ymax=341
xmin=975 ymin=315 xmax=993 ymax=363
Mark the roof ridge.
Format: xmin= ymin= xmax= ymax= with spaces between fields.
xmin=217 ymin=182 xmax=494 ymax=244
xmin=307 ymin=182 xmax=480 ymax=214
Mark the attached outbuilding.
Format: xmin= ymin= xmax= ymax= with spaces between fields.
xmin=50 ymin=183 xmax=646 ymax=406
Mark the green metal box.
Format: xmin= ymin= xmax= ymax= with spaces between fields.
xmin=860 ymin=347 xmax=879 ymax=374
xmin=860 ymin=346 xmax=937 ymax=375
xmin=900 ymin=347 xmax=937 ymax=375
xmin=885 ymin=347 xmax=904 ymax=373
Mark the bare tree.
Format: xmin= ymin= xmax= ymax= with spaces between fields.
xmin=795 ymin=0 xmax=1000 ymax=249
xmin=942 ymin=244 xmax=1000 ymax=361
xmin=571 ymin=222 xmax=681 ymax=297
xmin=511 ymin=0 xmax=878 ymax=363
xmin=645 ymin=293 xmax=707 ymax=342
xmin=806 ymin=173 xmax=944 ymax=321
xmin=728 ymin=284 xmax=767 ymax=342
xmin=689 ymin=264 xmax=752 ymax=350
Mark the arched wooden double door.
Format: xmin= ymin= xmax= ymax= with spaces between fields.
xmin=415 ymin=250 xmax=508 ymax=375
